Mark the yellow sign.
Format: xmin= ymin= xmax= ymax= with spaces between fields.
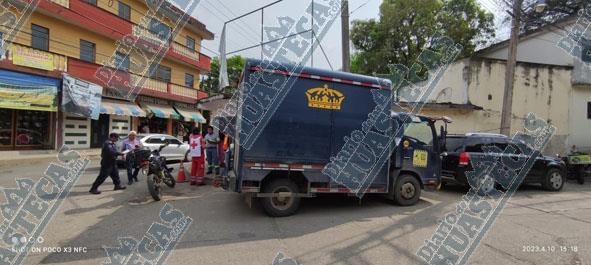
xmin=11 ymin=45 xmax=55 ymax=71
xmin=306 ymin=85 xmax=345 ymax=110
xmin=413 ymin=150 xmax=428 ymax=168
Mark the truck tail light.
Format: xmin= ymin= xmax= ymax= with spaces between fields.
xmin=459 ymin=152 xmax=470 ymax=166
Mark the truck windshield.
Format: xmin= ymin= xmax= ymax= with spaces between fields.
xmin=403 ymin=121 xmax=433 ymax=147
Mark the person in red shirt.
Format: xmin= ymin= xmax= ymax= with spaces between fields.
xmin=189 ymin=127 xmax=206 ymax=185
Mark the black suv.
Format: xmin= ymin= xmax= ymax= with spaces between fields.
xmin=441 ymin=133 xmax=566 ymax=193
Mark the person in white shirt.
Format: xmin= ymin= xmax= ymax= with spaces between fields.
xmin=122 ymin=131 xmax=143 ymax=185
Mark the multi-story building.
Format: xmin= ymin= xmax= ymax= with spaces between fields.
xmin=0 ymin=0 xmax=213 ymax=150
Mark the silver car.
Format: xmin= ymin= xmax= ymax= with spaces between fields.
xmin=117 ymin=134 xmax=190 ymax=165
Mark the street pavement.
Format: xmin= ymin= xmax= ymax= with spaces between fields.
xmin=0 ymin=159 xmax=589 ymax=265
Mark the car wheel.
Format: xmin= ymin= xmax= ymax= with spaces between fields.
xmin=543 ymin=168 xmax=565 ymax=191
xmin=260 ymin=178 xmax=301 ymax=217
xmin=472 ymin=174 xmax=496 ymax=196
xmin=393 ymin=174 xmax=421 ymax=206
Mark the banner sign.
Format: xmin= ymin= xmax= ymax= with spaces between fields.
xmin=0 ymin=83 xmax=57 ymax=112
xmin=62 ymin=74 xmax=103 ymax=120
xmin=11 ymin=45 xmax=55 ymax=71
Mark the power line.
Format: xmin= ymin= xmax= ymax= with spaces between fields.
xmin=202 ymin=0 xmax=260 ymax=44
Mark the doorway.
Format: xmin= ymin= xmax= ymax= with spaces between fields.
xmin=91 ymin=114 xmax=110 ymax=148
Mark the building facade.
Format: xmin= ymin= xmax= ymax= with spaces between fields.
xmin=0 ymin=0 xmax=213 ymax=150
xmin=397 ymin=17 xmax=591 ymax=155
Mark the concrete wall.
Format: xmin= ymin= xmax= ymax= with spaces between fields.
xmin=402 ymin=59 xmax=573 ymax=154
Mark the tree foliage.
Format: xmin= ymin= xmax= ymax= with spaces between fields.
xmin=350 ymin=0 xmax=495 ymax=75
xmin=515 ymin=0 xmax=584 ymax=32
xmin=201 ymin=55 xmax=246 ymax=95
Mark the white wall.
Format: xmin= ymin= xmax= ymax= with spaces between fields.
xmin=570 ymin=86 xmax=591 ymax=152
xmin=480 ymin=25 xmax=576 ymax=67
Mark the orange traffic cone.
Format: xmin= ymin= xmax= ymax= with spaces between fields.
xmin=177 ymin=160 xmax=187 ymax=183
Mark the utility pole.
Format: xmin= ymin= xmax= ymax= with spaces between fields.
xmin=341 ymin=0 xmax=350 ymax=72
xmin=500 ymin=0 xmax=522 ymax=136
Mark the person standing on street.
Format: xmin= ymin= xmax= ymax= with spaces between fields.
xmin=122 ymin=131 xmax=143 ymax=185
xmin=189 ymin=127 xmax=205 ymax=185
xmin=205 ymin=126 xmax=220 ymax=175
xmin=90 ymin=133 xmax=127 ymax=194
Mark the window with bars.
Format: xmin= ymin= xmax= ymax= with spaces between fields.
xmin=150 ymin=64 xmax=171 ymax=83
xmin=115 ymin=52 xmax=130 ymax=71
xmin=185 ymin=73 xmax=194 ymax=88
xmin=80 ymin=39 xmax=96 ymax=63
xmin=31 ymin=24 xmax=49 ymax=51
xmin=118 ymin=1 xmax=131 ymax=20
xmin=186 ymin=36 xmax=195 ymax=51
xmin=149 ymin=18 xmax=171 ymax=42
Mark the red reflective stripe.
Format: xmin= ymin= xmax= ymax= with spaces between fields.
xmin=244 ymin=162 xmax=256 ymax=167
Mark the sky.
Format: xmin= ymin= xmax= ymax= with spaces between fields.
xmin=191 ymin=0 xmax=510 ymax=72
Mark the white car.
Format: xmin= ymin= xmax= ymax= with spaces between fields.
xmin=117 ymin=134 xmax=190 ymax=165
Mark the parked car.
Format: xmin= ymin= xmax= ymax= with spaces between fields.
xmin=441 ymin=133 xmax=566 ymax=193
xmin=116 ymin=134 xmax=190 ymax=166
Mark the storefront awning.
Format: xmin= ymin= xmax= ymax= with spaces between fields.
xmin=100 ymin=100 xmax=146 ymax=117
xmin=0 ymin=69 xmax=59 ymax=112
xmin=143 ymin=104 xmax=181 ymax=119
xmin=174 ymin=107 xmax=207 ymax=123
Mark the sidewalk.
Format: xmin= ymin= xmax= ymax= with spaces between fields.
xmin=0 ymin=148 xmax=102 ymax=168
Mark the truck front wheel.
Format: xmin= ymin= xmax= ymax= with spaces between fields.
xmin=393 ymin=174 xmax=421 ymax=206
xmin=261 ymin=178 xmax=301 ymax=217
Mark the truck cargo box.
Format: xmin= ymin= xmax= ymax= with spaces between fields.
xmin=234 ymin=59 xmax=393 ymax=190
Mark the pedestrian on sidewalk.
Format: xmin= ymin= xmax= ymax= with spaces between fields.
xmin=122 ymin=131 xmax=143 ymax=185
xmin=189 ymin=127 xmax=205 ymax=185
xmin=90 ymin=133 xmax=127 ymax=194
xmin=205 ymin=126 xmax=220 ymax=175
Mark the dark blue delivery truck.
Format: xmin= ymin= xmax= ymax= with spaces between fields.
xmin=222 ymin=59 xmax=447 ymax=217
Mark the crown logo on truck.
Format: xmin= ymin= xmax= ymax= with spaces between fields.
xmin=306 ymin=85 xmax=345 ymax=110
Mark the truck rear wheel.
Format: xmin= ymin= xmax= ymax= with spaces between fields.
xmin=261 ymin=178 xmax=301 ymax=217
xmin=393 ymin=174 xmax=421 ymax=206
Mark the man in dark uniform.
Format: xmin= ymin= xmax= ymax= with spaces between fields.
xmin=89 ymin=132 xmax=127 ymax=194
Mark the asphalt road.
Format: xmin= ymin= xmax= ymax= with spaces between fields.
xmin=0 ymin=158 xmax=589 ymax=265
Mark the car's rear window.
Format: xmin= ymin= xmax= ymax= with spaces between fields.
xmin=445 ymin=137 xmax=465 ymax=152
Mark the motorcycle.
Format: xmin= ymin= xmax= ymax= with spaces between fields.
xmin=134 ymin=138 xmax=176 ymax=201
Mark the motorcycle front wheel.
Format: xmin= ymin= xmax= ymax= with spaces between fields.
xmin=147 ymin=174 xmax=162 ymax=201
xmin=163 ymin=170 xmax=176 ymax=188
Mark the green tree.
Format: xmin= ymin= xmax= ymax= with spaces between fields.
xmin=350 ymin=0 xmax=495 ymax=75
xmin=514 ymin=0 xmax=584 ymax=32
xmin=201 ymin=55 xmax=246 ymax=95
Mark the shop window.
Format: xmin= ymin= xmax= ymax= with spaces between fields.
xmin=31 ymin=24 xmax=49 ymax=51
xmin=185 ymin=73 xmax=194 ymax=88
xmin=118 ymin=1 xmax=131 ymax=21
xmin=588 ymin=102 xmax=591 ymax=120
xmin=0 ymin=109 xmax=13 ymax=147
xmin=186 ymin=36 xmax=195 ymax=51
xmin=150 ymin=64 xmax=171 ymax=83
xmin=149 ymin=18 xmax=171 ymax=41
xmin=115 ymin=52 xmax=130 ymax=71
xmin=80 ymin=39 xmax=96 ymax=63
xmin=15 ymin=110 xmax=50 ymax=146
